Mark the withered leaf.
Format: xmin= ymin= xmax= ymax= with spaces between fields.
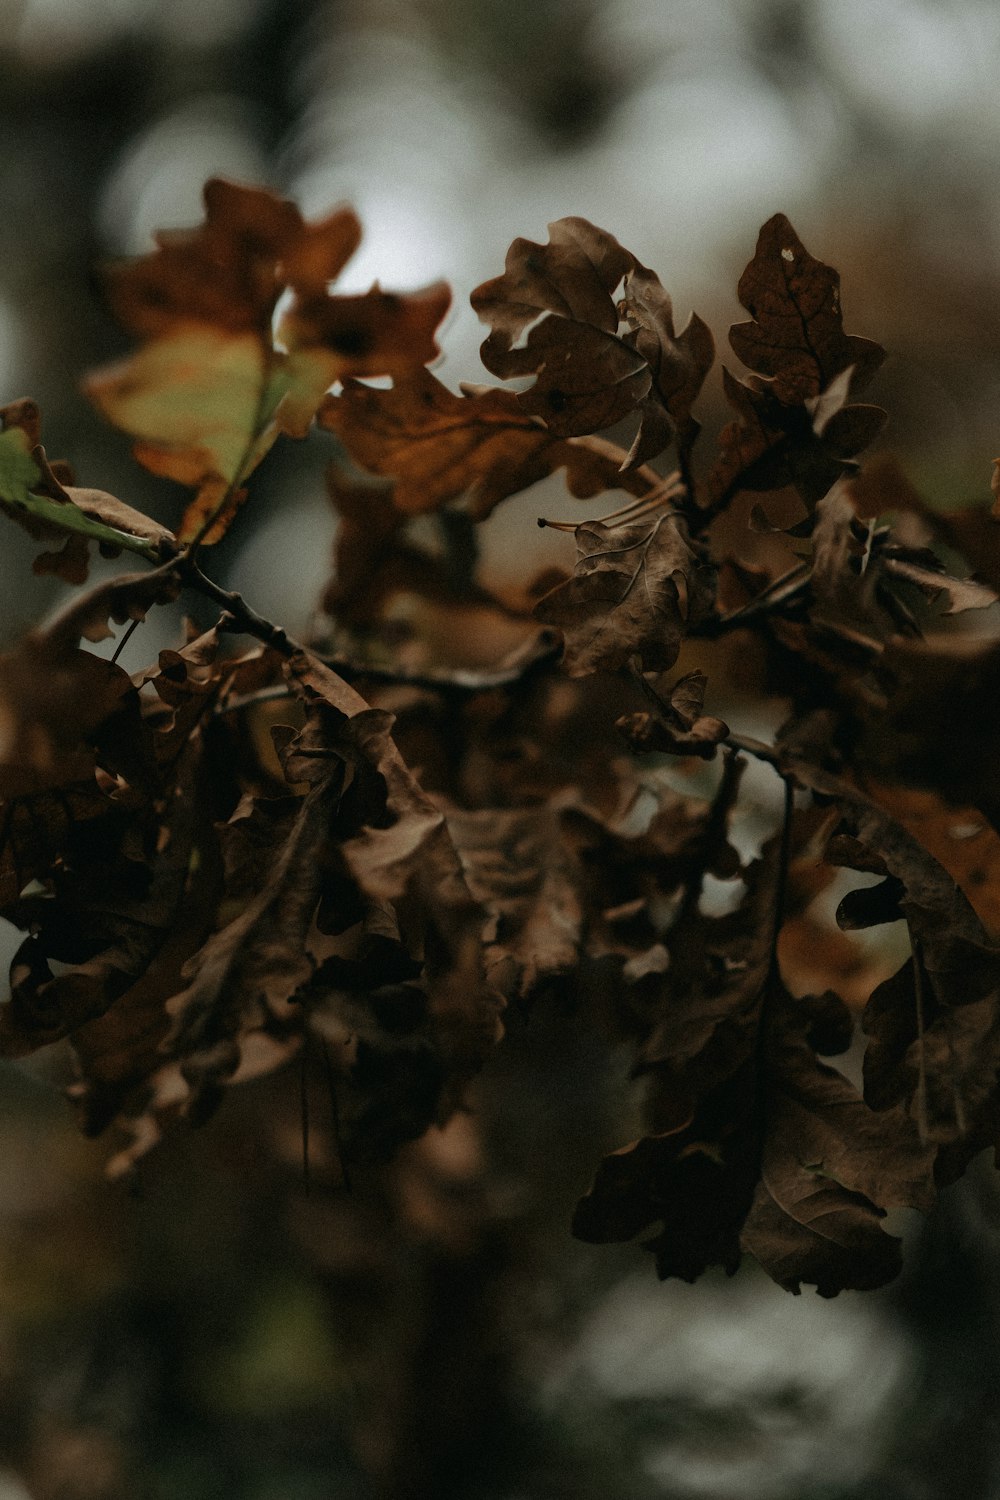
xmin=707 ymin=366 xmax=887 ymax=513
xmin=0 ymin=627 xmax=266 ymax=1059
xmin=774 ymin=763 xmax=1000 ymax=1179
xmin=534 ymin=511 xmax=716 ymax=675
xmin=576 ymin=978 xmax=934 ymax=1295
xmin=739 ymin=1017 xmax=934 ymax=1296
xmin=0 ymin=570 xmax=179 ymax=800
xmin=86 ymin=178 xmax=450 ymax=544
xmin=472 ymin=217 xmax=712 ymax=468
xmin=617 ymin=669 xmax=729 ymax=759
xmin=318 ymin=369 xmax=654 ymax=520
xmin=0 ymin=741 xmax=202 ymax=1055
xmin=618 ymin=266 xmax=715 ymax=471
xmin=286 ymin=653 xmax=503 ymax=1074
xmin=729 ymin=213 xmax=885 ymax=403
xmin=447 ymin=804 xmax=583 ymax=999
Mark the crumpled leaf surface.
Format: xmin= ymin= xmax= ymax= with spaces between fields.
xmin=573 ymin=821 xmax=935 ymax=1294
xmin=617 ymin=668 xmax=729 ymax=758
xmin=534 ymin=511 xmax=716 ymax=675
xmin=447 ymin=804 xmax=584 ymax=999
xmin=816 ymin=783 xmax=1000 ymax=1181
xmin=708 ymin=366 xmax=887 ymax=513
xmin=471 ymin=216 xmax=712 ymax=468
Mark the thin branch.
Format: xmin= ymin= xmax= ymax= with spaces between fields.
xmin=110 ymin=616 xmax=143 ymax=665
xmin=300 ymin=1036 xmax=311 ymax=1196
xmin=692 ymin=563 xmax=813 ymax=639
xmin=321 ymin=1035 xmax=351 ymax=1192
xmin=215 ymin=641 xmax=563 ymax=714
xmin=538 ymin=470 xmax=685 ymax=532
xmin=181 ymin=558 xmax=296 ymax=657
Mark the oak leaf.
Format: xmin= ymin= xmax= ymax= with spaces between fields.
xmin=318 ymin=369 xmax=654 ymax=519
xmin=448 ymin=804 xmax=584 ymax=999
xmin=617 ymin=669 xmax=729 ymax=758
xmin=729 ymin=213 xmax=885 ymax=405
xmin=0 ymin=400 xmax=177 ymax=581
xmin=86 ymin=178 xmax=450 ymax=543
xmin=471 ymin=217 xmax=712 ymax=469
xmin=708 ymin=367 xmax=887 ymax=514
xmin=533 ymin=511 xmax=716 ymax=675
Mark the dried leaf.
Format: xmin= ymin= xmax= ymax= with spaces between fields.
xmin=534 ymin=512 xmax=716 ymax=675
xmin=0 ymin=403 xmax=176 ymax=579
xmin=619 ymin=268 xmax=715 ymax=470
xmin=318 ymin=369 xmax=653 ymax=519
xmin=617 ymin=669 xmax=729 ymax=758
xmin=472 ymin=217 xmax=711 ymax=467
xmin=708 ymin=367 xmax=886 ymax=513
xmin=729 ymin=214 xmax=885 ymax=404
xmin=448 ymin=804 xmax=583 ymax=998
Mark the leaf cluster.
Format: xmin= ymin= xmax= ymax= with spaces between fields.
xmin=2 ymin=181 xmax=1000 ymax=1296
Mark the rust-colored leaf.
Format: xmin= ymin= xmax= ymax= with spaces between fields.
xmin=472 ymin=217 xmax=712 ymax=468
xmin=318 ymin=369 xmax=653 ymax=519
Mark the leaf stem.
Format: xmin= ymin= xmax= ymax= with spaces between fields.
xmin=538 ymin=470 xmax=684 ymax=531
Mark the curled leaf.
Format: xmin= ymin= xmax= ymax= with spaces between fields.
xmin=0 ymin=402 xmax=176 ymax=579
xmin=534 ymin=511 xmax=716 ymax=675
xmin=472 ymin=217 xmax=712 ymax=468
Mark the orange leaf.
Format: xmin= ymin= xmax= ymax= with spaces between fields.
xmin=85 ymin=178 xmax=450 ymax=544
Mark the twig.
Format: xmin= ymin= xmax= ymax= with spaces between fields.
xmin=321 ymin=1036 xmax=351 ymax=1192
xmin=692 ymin=563 xmax=813 ymax=639
xmin=300 ymin=1037 xmax=311 ymax=1196
xmin=214 ymin=636 xmax=563 ymax=716
xmin=181 ymin=557 xmax=295 ymax=657
xmin=110 ymin=616 xmax=143 ymax=664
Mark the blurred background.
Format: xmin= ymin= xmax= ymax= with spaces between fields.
xmin=2 ymin=1 xmax=1000 ymax=1496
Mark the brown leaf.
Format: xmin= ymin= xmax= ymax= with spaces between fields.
xmin=0 ymin=568 xmax=177 ymax=801
xmin=576 ymin=977 xmax=934 ymax=1294
xmin=447 ymin=804 xmax=583 ymax=999
xmin=0 ymin=741 xmax=202 ymax=1055
xmin=729 ymin=213 xmax=885 ymax=403
xmin=780 ymin=762 xmax=1000 ymax=1179
xmin=286 ymin=653 xmax=503 ymax=1073
xmin=534 ymin=511 xmax=716 ymax=675
xmin=472 ymin=217 xmax=711 ymax=467
xmin=619 ymin=268 xmax=715 ymax=470
xmin=617 ymin=669 xmax=729 ymax=758
xmin=707 ymin=367 xmax=886 ymax=514
xmin=0 ymin=402 xmax=176 ymax=581
xmin=317 ymin=369 xmax=653 ymax=520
